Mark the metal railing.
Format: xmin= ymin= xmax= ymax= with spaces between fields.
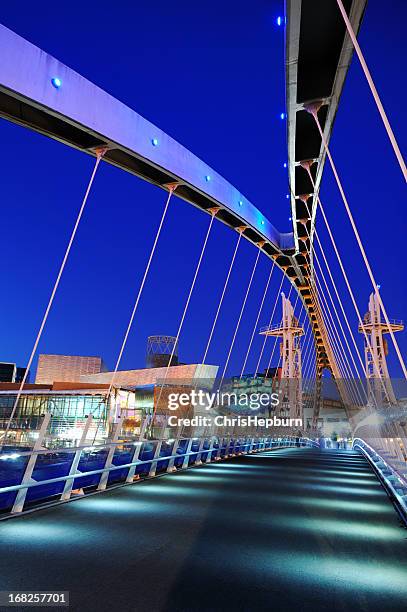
xmin=358 ymin=317 xmax=404 ymax=330
xmin=259 ymin=322 xmax=303 ymax=334
xmin=0 ymin=416 xmax=318 ymax=518
xmin=352 ymin=437 xmax=407 ymax=525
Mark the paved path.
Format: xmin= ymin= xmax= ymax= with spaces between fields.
xmin=1 ymin=448 xmax=406 ymax=612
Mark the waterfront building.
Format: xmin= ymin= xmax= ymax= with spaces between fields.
xmin=35 ymin=354 xmax=105 ymax=384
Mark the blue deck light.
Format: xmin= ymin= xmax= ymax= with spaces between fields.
xmin=151 ymin=138 xmax=159 ymax=146
xmin=280 ymin=112 xmax=286 ymax=120
xmin=286 ymin=194 xmax=290 ymax=199
xmin=51 ymin=77 xmax=62 ymax=89
xmin=283 ymin=162 xmax=287 ymax=169
xmin=205 ymin=175 xmax=211 ymax=182
xmin=238 ymin=200 xmax=243 ymax=207
xmin=277 ymin=16 xmax=282 ymax=26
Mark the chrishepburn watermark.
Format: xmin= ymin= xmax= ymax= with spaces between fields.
xmin=167 ymin=389 xmax=280 ymax=411
xmin=168 ymin=415 xmax=303 ymax=428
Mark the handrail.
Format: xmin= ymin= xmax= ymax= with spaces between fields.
xmin=352 ymin=437 xmax=407 ymax=525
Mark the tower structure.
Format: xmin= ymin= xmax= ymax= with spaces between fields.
xmin=260 ymin=293 xmax=304 ymax=421
xmin=146 ymin=335 xmax=179 ymax=369
xmin=358 ymin=291 xmax=403 ymax=407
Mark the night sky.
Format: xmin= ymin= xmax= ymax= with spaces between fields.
xmin=0 ymin=0 xmax=405 ymax=381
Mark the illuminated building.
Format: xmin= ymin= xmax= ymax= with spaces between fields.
xmin=79 ymin=363 xmax=218 ymax=386
xmin=35 ymin=354 xmax=105 ymax=384
xmin=0 ymin=382 xmax=141 ymax=446
xmin=231 ymin=369 xmax=282 ymax=394
xmin=0 ymin=363 xmax=219 ymax=445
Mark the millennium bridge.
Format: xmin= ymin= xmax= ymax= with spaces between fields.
xmin=0 ymin=1 xmax=406 ymax=611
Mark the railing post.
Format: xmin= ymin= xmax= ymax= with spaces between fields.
xmin=97 ymin=419 xmax=121 ymax=491
xmin=205 ymin=437 xmax=215 ymax=463
xmin=12 ymin=413 xmax=51 ymax=514
xmin=214 ymin=436 xmax=223 ymax=460
xmin=61 ymin=415 xmax=93 ymax=501
xmin=195 ymin=434 xmax=208 ymax=466
xmin=125 ymin=415 xmax=151 ymax=482
xmin=139 ymin=415 xmax=150 ymax=440
xmin=167 ymin=439 xmax=180 ymax=473
xmin=181 ymin=438 xmax=194 ymax=469
xmin=126 ymin=441 xmax=143 ymax=482
xmin=224 ymin=437 xmax=232 ymax=458
xmin=148 ymin=440 xmax=163 ymax=477
xmin=241 ymin=437 xmax=248 ymax=454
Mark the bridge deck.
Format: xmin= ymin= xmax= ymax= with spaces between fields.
xmin=1 ymin=448 xmax=407 ymax=612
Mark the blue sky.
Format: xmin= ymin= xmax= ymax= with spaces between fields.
xmin=0 ymin=0 xmax=405 ymax=380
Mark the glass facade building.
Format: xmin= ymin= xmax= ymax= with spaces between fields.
xmin=0 ymin=389 xmax=142 ymax=447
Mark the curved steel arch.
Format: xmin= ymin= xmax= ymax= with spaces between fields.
xmin=284 ymin=0 xmax=367 ymax=419
xmin=0 ymin=23 xmax=293 ymax=260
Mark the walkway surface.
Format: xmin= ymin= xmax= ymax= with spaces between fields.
xmin=1 ymin=448 xmax=406 ymax=612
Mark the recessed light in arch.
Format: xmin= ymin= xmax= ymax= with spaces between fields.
xmin=51 ymin=77 xmax=62 ymax=89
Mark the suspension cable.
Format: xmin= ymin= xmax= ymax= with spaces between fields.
xmin=240 ymin=260 xmax=276 ymax=378
xmin=314 ymin=270 xmax=362 ymax=406
xmin=300 ymin=315 xmax=312 ymax=392
xmin=301 ymin=219 xmax=366 ymax=405
xmin=303 ymin=218 xmax=360 ymax=378
xmin=1 ymin=150 xmax=106 ymax=446
xmin=254 ymin=274 xmax=285 ymax=378
xmin=335 ymin=0 xmax=407 ymax=181
xmin=304 ymin=198 xmax=373 ymax=406
xmin=317 ymin=202 xmax=389 ymax=402
xmin=313 ymin=222 xmax=366 ymax=374
xmin=303 ymin=163 xmax=391 ymax=403
xmin=106 ymin=186 xmax=175 ymax=399
xmin=318 ymin=196 xmax=391 ymax=404
xmin=201 ymin=231 xmax=242 ymax=368
xmin=313 ymin=229 xmax=368 ymax=403
xmin=303 ymin=324 xmax=318 ymax=382
xmin=299 ymin=247 xmax=336 ymax=380
xmin=315 ymin=271 xmax=363 ymax=403
xmin=151 ymin=211 xmax=217 ymax=431
xmin=314 ymin=266 xmax=365 ymax=405
xmin=301 ymin=324 xmax=315 ymax=381
xmin=310 ymin=108 xmax=407 ymax=378
xmin=219 ymin=246 xmax=261 ymax=388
